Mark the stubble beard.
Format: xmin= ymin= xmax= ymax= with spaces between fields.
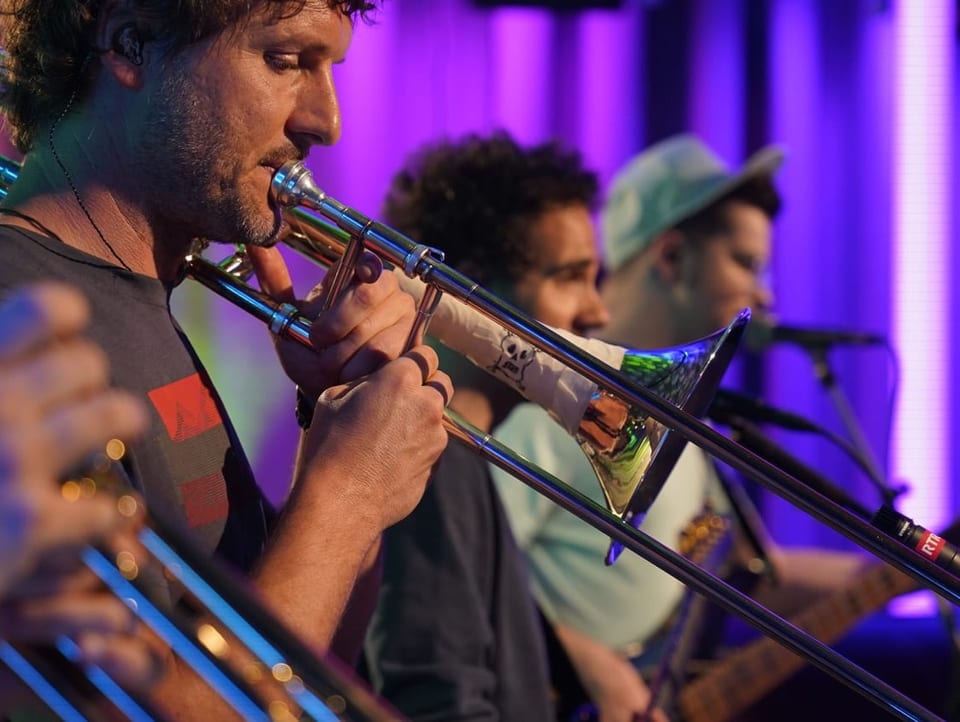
xmin=135 ymin=65 xmax=280 ymax=250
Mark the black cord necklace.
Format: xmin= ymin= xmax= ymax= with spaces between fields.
xmin=33 ymin=63 xmax=135 ymax=273
xmin=47 ymin=137 xmax=133 ymax=273
xmin=0 ymin=202 xmax=135 ymax=274
xmin=0 ymin=206 xmax=134 ymax=274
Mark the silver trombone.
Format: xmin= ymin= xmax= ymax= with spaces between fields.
xmin=17 ymin=448 xmax=400 ymax=721
xmin=253 ymin=160 xmax=953 ymax=721
xmin=264 ymin=162 xmax=959 ymax=592
xmin=188 ymin=160 xmax=954 ymax=721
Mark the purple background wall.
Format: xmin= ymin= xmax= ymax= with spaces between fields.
xmin=174 ymin=0 xmax=957 ymax=576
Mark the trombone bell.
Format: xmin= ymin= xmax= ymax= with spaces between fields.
xmin=578 ymin=313 xmax=748 ymax=563
xmin=387 ymin=273 xmax=748 ymax=564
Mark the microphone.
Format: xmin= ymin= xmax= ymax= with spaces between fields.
xmin=708 ymin=389 xmax=818 ymax=432
xmin=872 ymin=505 xmax=960 ymax=579
xmin=745 ymin=317 xmax=886 ymax=352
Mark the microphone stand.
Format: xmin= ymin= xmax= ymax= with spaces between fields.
xmin=714 ymin=464 xmax=779 ymax=583
xmin=711 ymin=410 xmax=874 ymax=522
xmin=807 ymin=347 xmax=903 ymax=507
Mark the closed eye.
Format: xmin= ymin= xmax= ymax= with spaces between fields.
xmin=265 ymin=52 xmax=299 ymax=72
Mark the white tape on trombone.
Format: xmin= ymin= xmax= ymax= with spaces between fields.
xmin=395 ymin=272 xmax=626 ymax=436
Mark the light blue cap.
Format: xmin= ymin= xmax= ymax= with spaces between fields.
xmin=602 ymin=134 xmax=785 ymax=271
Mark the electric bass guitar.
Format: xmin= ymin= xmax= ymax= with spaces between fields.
xmin=676 ymin=517 xmax=960 ymax=722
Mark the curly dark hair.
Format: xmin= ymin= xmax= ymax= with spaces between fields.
xmin=383 ymin=131 xmax=600 ymax=287
xmin=0 ymin=0 xmax=379 ymax=151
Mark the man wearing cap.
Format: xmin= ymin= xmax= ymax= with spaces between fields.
xmin=492 ymin=134 xmax=864 ymax=721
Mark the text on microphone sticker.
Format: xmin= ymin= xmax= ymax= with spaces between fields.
xmin=917 ymin=531 xmax=945 ymax=561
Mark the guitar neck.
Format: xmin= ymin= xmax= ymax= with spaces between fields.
xmin=676 ymin=561 xmax=918 ymax=722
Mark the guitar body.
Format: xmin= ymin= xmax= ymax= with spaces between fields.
xmin=677 ymin=515 xmax=960 ymax=721
xmin=676 ymin=558 xmax=920 ymax=722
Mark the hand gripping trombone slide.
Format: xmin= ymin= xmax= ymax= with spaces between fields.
xmin=0 ymin=154 xmax=955 ymax=721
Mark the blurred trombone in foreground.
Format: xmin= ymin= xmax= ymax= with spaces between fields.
xmin=1 ymin=441 xmax=401 ymax=721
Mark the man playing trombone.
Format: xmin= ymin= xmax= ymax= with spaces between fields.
xmin=0 ymin=0 xmax=452 ymax=717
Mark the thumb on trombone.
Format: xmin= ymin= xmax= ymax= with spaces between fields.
xmin=247 ymin=244 xmax=420 ymax=396
xmin=246 ymin=244 xmax=383 ymax=307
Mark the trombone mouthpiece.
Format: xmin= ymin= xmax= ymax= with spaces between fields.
xmin=270 ymin=161 xmax=325 ymax=210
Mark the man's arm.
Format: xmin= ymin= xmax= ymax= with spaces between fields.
xmin=211 ymin=246 xmax=440 ymax=647
xmin=252 ymin=345 xmax=451 ymax=648
xmin=330 ymin=537 xmax=383 ymax=666
xmin=553 ymin=622 xmax=668 ymax=722
xmin=131 ymin=249 xmax=451 ymax=720
xmin=145 ymin=347 xmax=451 ymax=720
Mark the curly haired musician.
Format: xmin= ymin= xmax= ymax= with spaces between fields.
xmin=0 ymin=0 xmax=452 ymax=717
xmin=362 ymin=131 xmax=621 ymax=721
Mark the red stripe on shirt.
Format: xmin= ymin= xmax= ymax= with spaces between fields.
xmin=180 ymin=471 xmax=229 ymax=528
xmin=148 ymin=373 xmax=222 ymax=442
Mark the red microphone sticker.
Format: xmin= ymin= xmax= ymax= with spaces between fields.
xmin=916 ymin=530 xmax=946 ymax=561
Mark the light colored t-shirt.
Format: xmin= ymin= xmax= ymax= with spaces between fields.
xmin=491 ymin=402 xmax=727 ymax=651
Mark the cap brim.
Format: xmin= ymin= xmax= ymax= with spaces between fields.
xmin=650 ymin=144 xmax=786 ymax=240
xmin=741 ymin=144 xmax=786 ymax=180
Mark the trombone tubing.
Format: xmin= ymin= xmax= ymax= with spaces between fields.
xmin=189 ymin=252 xmax=938 ymax=722
xmin=276 ymin=177 xmax=960 ymax=608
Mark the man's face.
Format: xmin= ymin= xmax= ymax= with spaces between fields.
xmin=675 ymin=200 xmax=773 ymax=340
xmin=131 ymin=1 xmax=353 ymax=247
xmin=505 ymin=204 xmax=610 ymax=336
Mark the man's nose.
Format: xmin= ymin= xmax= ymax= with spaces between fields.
xmin=575 ymin=286 xmax=611 ymax=335
xmin=753 ymin=284 xmax=775 ymax=314
xmin=288 ymin=69 xmax=342 ymax=148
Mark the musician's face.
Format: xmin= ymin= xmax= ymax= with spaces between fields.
xmin=508 ymin=204 xmax=610 ymax=336
xmin=675 ymin=201 xmax=773 ymax=340
xmin=132 ymin=1 xmax=353 ymax=248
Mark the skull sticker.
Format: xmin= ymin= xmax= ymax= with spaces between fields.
xmin=489 ymin=332 xmax=538 ymax=390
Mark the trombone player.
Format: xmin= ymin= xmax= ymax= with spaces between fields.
xmin=0 ymin=0 xmax=452 ymax=717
